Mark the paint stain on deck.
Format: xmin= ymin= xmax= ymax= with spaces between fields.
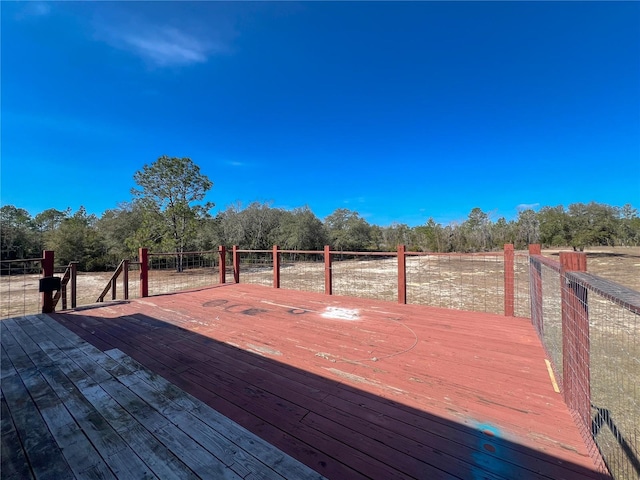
xmin=320 ymin=307 xmax=360 ymax=320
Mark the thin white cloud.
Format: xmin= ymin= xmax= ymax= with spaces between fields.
xmin=98 ymin=20 xmax=227 ymax=68
xmin=227 ymin=161 xmax=245 ymax=167
xmin=516 ymin=203 xmax=540 ymax=211
xmin=119 ymin=27 xmax=210 ymax=66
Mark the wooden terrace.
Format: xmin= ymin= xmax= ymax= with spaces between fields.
xmin=2 ymin=283 xmax=608 ymax=479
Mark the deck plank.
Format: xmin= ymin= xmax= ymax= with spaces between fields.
xmin=50 ymin=284 xmax=609 ymax=480
xmin=29 ymin=314 xmax=325 ymax=480
xmin=4 ymin=318 xmax=157 ymax=479
xmin=1 ymin=392 xmax=35 ymax=480
xmin=1 ymin=337 xmax=75 ymax=480
xmin=1 ymin=313 xmax=325 ymax=480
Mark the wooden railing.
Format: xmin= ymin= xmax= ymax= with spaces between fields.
xmin=52 ymin=261 xmax=78 ymax=310
xmin=97 ymin=259 xmax=137 ymax=302
xmin=128 ymin=245 xmax=525 ymax=316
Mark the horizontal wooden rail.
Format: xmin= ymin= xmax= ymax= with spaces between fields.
xmin=530 ymin=253 xmax=561 ymax=272
xmin=147 ymin=250 xmax=215 ymax=257
xmin=405 ymin=251 xmax=504 ymax=257
xmin=0 ymin=257 xmax=45 ymax=265
xmin=568 ymin=271 xmax=640 ymax=315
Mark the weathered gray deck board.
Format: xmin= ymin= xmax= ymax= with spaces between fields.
xmin=1 ymin=314 xmax=326 ymax=480
xmin=1 ymin=323 xmax=75 ymax=480
xmin=34 ymin=314 xmax=321 ymax=480
xmin=1 ymin=392 xmax=34 ymax=480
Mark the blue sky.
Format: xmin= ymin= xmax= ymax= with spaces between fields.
xmin=2 ymin=1 xmax=639 ymax=227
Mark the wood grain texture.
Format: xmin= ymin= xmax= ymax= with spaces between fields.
xmin=1 ymin=312 xmax=323 ymax=480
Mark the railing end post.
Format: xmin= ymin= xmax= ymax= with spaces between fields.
xmin=324 ymin=245 xmax=332 ymax=295
xmin=218 ymin=245 xmax=226 ymax=284
xmin=273 ymin=245 xmax=280 ymax=289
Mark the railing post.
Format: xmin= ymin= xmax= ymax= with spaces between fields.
xmin=123 ymin=260 xmax=129 ymax=300
xmin=398 ymin=244 xmax=406 ymax=304
xmin=504 ymin=244 xmax=515 ymax=316
xmin=61 ymin=279 xmax=67 ymax=310
xmin=41 ymin=250 xmax=55 ymax=314
xmin=70 ymin=262 xmax=77 ymax=308
xmin=111 ymin=275 xmax=117 ymax=300
xmin=139 ymin=248 xmax=149 ymax=298
xmin=219 ymin=246 xmax=226 ymax=284
xmin=528 ymin=245 xmax=542 ymax=334
xmin=233 ymin=245 xmax=240 ymax=283
xmin=559 ymin=251 xmax=590 ymax=429
xmin=324 ymin=245 xmax=332 ymax=295
xmin=273 ymin=245 xmax=280 ymax=288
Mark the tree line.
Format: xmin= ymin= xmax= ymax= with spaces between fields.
xmin=1 ymin=157 xmax=638 ymax=271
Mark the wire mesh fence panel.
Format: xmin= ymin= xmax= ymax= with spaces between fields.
xmin=514 ymin=253 xmax=531 ymax=318
xmin=406 ymin=254 xmax=504 ymax=314
xmin=568 ymin=273 xmax=640 ymax=480
xmin=332 ymin=254 xmax=397 ymax=302
xmin=127 ymin=263 xmax=141 ymax=300
xmin=148 ymin=251 xmax=219 ymax=296
xmin=0 ymin=259 xmax=42 ymax=319
xmin=539 ymin=263 xmax=564 ymax=390
xmin=280 ymin=252 xmax=325 ymax=293
xmin=237 ymin=251 xmax=273 ymax=287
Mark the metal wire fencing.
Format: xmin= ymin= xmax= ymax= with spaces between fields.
xmin=234 ymin=250 xmax=273 ymax=287
xmin=530 ymin=252 xmax=640 ymax=479
xmin=567 ymin=272 xmax=640 ymax=480
xmin=0 ymin=258 xmax=43 ymax=319
xmin=531 ymin=258 xmax=565 ymax=389
xmin=406 ymin=252 xmax=505 ymax=313
xmin=232 ymin=246 xmax=525 ymax=315
xmin=331 ymin=252 xmax=398 ymax=301
xmin=147 ymin=251 xmax=219 ymax=296
xmin=279 ymin=251 xmax=325 ymax=293
xmin=514 ymin=253 xmax=531 ymax=318
xmin=2 ymin=246 xmax=530 ymax=318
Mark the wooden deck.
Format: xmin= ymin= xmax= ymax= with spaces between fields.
xmin=7 ymin=283 xmax=609 ymax=479
xmin=0 ymin=313 xmax=324 ymax=479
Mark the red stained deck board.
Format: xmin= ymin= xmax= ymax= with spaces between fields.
xmin=52 ymin=283 xmax=608 ymax=480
